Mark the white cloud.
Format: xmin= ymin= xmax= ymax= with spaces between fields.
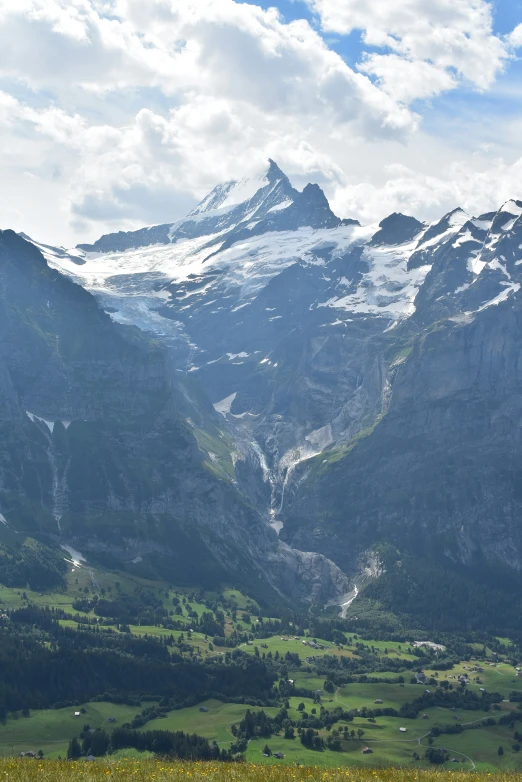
xmin=330 ymin=156 xmax=522 ymax=226
xmin=0 ymin=0 xmax=425 ymax=242
xmin=307 ymin=0 xmax=509 ymax=102
xmin=508 ymin=24 xmax=522 ymax=49
xmin=0 ymin=0 xmax=519 ymax=245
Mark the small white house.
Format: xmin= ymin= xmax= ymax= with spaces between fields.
xmin=74 ymin=712 xmax=81 ymax=717
xmin=399 ymin=727 xmax=407 ymax=733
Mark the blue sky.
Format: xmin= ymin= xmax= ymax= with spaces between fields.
xmin=0 ymin=0 xmax=521 ymax=244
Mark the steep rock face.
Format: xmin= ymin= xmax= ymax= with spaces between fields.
xmin=26 ymin=162 xmax=522 ymax=609
xmin=370 ymin=213 xmax=424 ymax=246
xmin=0 ymin=230 xmax=350 ymax=604
xmin=282 ymin=297 xmax=522 ymax=574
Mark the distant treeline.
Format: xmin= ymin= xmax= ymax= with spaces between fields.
xmin=0 ymin=606 xmax=276 ymax=718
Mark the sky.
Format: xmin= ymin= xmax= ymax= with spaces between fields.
xmin=1 ymin=0 xmax=522 ymax=246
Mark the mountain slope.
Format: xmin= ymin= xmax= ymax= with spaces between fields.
xmin=0 ymin=229 xmax=349 ymax=605
xmin=23 ymin=163 xmax=522 ymax=623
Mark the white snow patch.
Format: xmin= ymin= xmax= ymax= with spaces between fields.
xmin=320 ymin=240 xmax=431 ymax=321
xmin=267 ymin=199 xmax=292 ymax=213
xmin=472 ymin=218 xmax=493 ymax=231
xmin=478 ymin=283 xmax=520 ymax=311
xmin=26 ymin=411 xmax=54 ymax=433
xmin=226 ymin=352 xmax=250 ymax=360
xmin=467 ymin=257 xmax=487 ymax=276
xmin=453 ymin=230 xmax=481 ymax=248
xmin=151 ymin=289 xmax=171 ymax=301
xmin=213 ymin=392 xmax=237 ymax=415
xmin=488 ymin=257 xmax=512 ymax=280
xmin=454 ymin=283 xmax=471 ymax=294
xmin=0 ymin=514 xmax=6 ymax=525
xmin=448 ymin=209 xmax=470 ymax=228
xmin=501 ymin=200 xmax=522 ymax=217
xmin=220 ymin=175 xmax=270 ymax=209
xmin=270 ymin=519 xmax=284 ymax=535
xmin=61 ymin=545 xmax=86 ymax=567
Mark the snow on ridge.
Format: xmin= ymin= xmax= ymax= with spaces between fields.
xmin=186 ymin=170 xmax=279 ymax=221
xmin=220 ymin=174 xmax=271 ymax=209
xmin=448 ymin=208 xmax=470 ymax=228
xmin=39 ymin=197 xmax=522 ymax=346
xmin=500 ymin=200 xmax=522 ymax=217
xmin=45 ymin=221 xmax=430 ymax=337
xmin=478 ymin=283 xmax=521 ymax=311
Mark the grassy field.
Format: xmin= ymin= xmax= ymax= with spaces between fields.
xmin=6 ymin=758 xmax=522 ymax=782
xmin=144 ymin=701 xmax=279 ymax=745
xmin=0 ymin=702 xmax=155 ymax=760
xmin=4 ymin=550 xmax=522 ymax=773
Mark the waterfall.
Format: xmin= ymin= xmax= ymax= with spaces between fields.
xmin=251 ymin=440 xmax=284 ymax=535
xmin=47 ymin=443 xmax=69 ymax=532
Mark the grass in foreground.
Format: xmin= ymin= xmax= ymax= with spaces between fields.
xmin=0 ymin=760 xmax=517 ymax=782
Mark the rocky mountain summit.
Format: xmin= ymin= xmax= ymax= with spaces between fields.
xmin=12 ymin=162 xmax=522 ymax=614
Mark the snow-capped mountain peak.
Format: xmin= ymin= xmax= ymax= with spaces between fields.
xmin=188 ymin=159 xmax=291 ymax=217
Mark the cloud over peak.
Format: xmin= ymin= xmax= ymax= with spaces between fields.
xmin=0 ymin=0 xmax=520 ymax=244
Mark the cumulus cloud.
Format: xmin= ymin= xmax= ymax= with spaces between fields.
xmin=0 ymin=0 xmax=519 ymax=244
xmin=0 ymin=0 xmax=427 ymax=241
xmin=330 ymin=157 xmax=522 ymax=227
xmin=307 ymin=0 xmax=509 ymax=102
